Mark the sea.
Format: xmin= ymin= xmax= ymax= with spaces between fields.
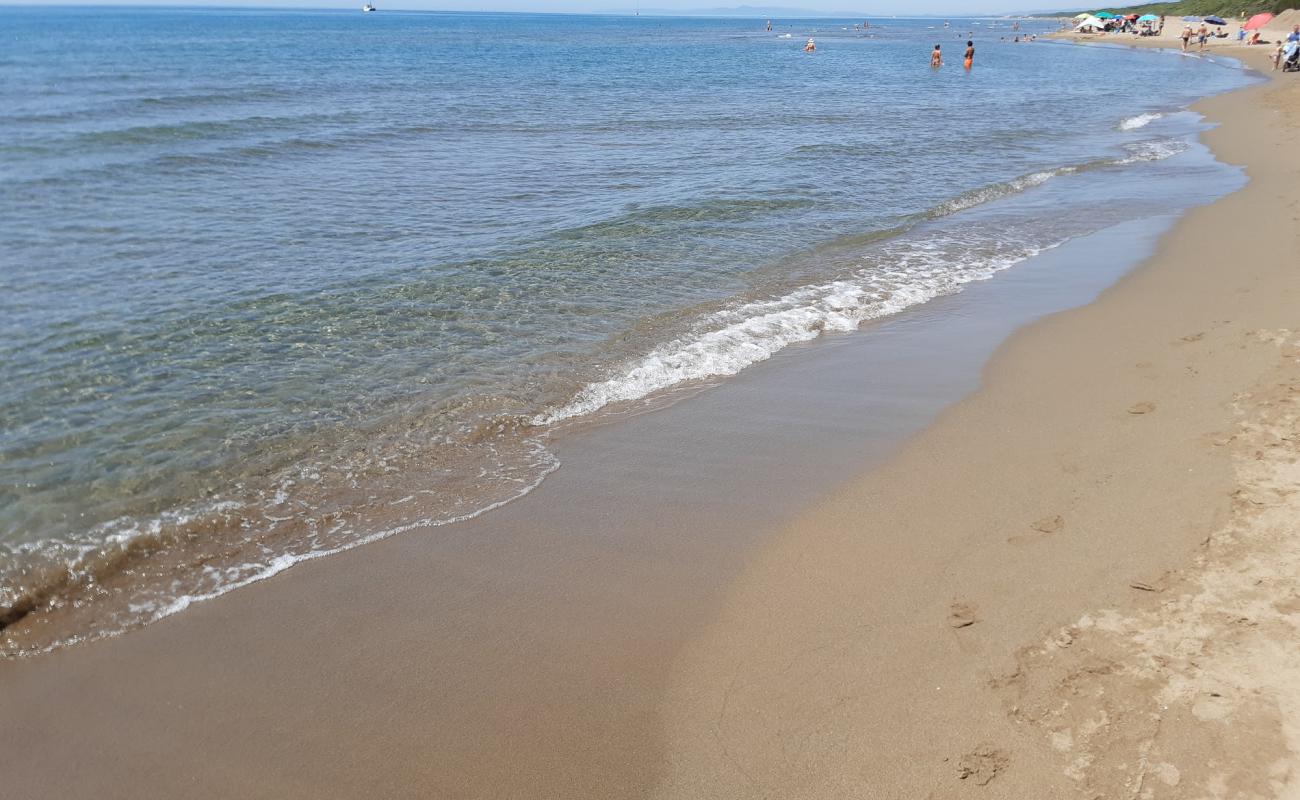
xmin=0 ymin=7 xmax=1257 ymax=655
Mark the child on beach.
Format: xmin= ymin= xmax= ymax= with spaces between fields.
xmin=931 ymin=44 xmax=943 ymax=67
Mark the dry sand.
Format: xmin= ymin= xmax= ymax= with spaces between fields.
xmin=653 ymin=49 xmax=1300 ymax=798
xmin=4 ymin=41 xmax=1300 ymax=800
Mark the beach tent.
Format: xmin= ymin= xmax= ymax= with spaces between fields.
xmin=1244 ymin=12 xmax=1274 ymax=30
xmin=1075 ymin=15 xmax=1106 ymax=31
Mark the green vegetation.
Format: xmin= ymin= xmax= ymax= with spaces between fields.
xmin=1049 ymin=1 xmax=1291 ymax=17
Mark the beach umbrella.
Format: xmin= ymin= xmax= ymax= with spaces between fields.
xmin=1137 ymin=14 xmax=1158 ymax=22
xmin=1203 ymin=16 xmax=1226 ymax=26
xmin=1244 ymin=12 xmax=1273 ymax=30
xmin=1096 ymin=12 xmax=1115 ymax=18
xmin=1074 ymin=12 xmax=1090 ymax=18
xmin=1183 ymin=16 xmax=1199 ymax=22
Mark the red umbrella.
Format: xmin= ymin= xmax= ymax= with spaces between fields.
xmin=1244 ymin=12 xmax=1274 ymax=30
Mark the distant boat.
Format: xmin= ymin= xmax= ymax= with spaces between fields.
xmin=362 ymin=3 xmax=376 ymax=11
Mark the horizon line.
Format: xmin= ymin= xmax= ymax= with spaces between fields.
xmin=0 ymin=2 xmax=1059 ymax=17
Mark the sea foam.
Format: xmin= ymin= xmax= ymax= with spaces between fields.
xmin=1119 ymin=112 xmax=1163 ymax=131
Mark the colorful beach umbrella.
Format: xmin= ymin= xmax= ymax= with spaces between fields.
xmin=1137 ymin=14 xmax=1158 ymax=22
xmin=1244 ymin=12 xmax=1273 ymax=30
xmin=1095 ymin=12 xmax=1115 ymax=18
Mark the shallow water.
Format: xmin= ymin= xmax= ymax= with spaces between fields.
xmin=0 ymin=8 xmax=1256 ymax=653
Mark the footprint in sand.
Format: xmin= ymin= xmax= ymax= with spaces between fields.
xmin=956 ymin=745 xmax=1008 ymax=785
xmin=1127 ymin=401 xmax=1156 ymax=415
xmin=1180 ymin=332 xmax=1205 ymax=343
xmin=1030 ymin=515 xmax=1063 ymax=533
xmin=1007 ymin=515 xmax=1063 ymax=546
xmin=949 ymin=602 xmax=978 ymax=629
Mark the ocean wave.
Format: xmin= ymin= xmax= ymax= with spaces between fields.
xmin=1118 ymin=112 xmax=1163 ymax=131
xmin=535 ymin=238 xmax=1051 ymax=426
xmin=59 ymin=112 xmax=354 ymax=149
xmin=926 ymin=168 xmax=1075 ymax=218
xmin=1117 ymin=137 xmax=1190 ymax=164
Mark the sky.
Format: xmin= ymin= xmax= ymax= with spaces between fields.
xmin=0 ymin=0 xmax=1068 ymax=15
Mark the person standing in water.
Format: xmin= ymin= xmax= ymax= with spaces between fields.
xmin=804 ymin=37 xmax=816 ymax=52
xmin=931 ymin=44 xmax=943 ymax=67
xmin=963 ymin=40 xmax=974 ymax=70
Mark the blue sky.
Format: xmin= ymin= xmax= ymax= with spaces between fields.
xmin=1 ymin=1 xmax=1064 ymax=15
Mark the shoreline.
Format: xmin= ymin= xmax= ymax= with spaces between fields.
xmin=655 ymin=47 xmax=1300 ymax=796
xmin=4 ymin=41 xmax=1299 ymax=800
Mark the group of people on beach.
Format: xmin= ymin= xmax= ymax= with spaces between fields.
xmin=1178 ymin=22 xmax=1241 ymax=52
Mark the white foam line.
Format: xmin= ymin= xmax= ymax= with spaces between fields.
xmin=1117 ymin=137 xmax=1190 ymax=165
xmin=536 ymin=243 xmax=1059 ymax=427
xmin=149 ymin=449 xmax=560 ymax=622
xmin=1119 ymin=112 xmax=1163 ymax=131
xmin=10 ymin=444 xmax=561 ymax=658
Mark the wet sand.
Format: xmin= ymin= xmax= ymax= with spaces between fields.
xmin=4 ymin=47 xmax=1300 ymax=800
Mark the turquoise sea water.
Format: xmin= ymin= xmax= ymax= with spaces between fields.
xmin=0 ymin=8 xmax=1255 ymax=653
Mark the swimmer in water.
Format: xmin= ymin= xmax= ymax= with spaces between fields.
xmin=804 ymin=37 xmax=816 ymax=52
xmin=964 ymin=39 xmax=974 ymax=69
xmin=931 ymin=44 xmax=943 ymax=67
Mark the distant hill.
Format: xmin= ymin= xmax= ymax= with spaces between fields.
xmin=1042 ymin=1 xmax=1291 ymax=17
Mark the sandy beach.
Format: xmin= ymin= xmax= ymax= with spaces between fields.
xmin=654 ymin=41 xmax=1300 ymax=797
xmin=5 ymin=31 xmax=1300 ymax=800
